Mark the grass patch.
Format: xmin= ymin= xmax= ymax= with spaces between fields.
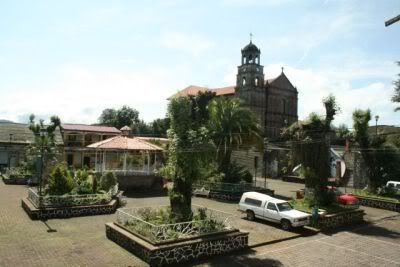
xmin=353 ymin=190 xmax=399 ymax=203
xmin=289 ymin=198 xmax=358 ymax=214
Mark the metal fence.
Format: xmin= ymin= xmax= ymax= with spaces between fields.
xmin=192 ymin=181 xmax=268 ymax=193
xmin=116 ymin=205 xmax=235 ymax=243
xmin=28 ymin=184 xmax=118 ymax=208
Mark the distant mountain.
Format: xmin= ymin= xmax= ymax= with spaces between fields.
xmin=0 ymin=119 xmax=14 ymax=123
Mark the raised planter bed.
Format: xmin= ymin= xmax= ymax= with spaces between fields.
xmin=311 ymin=209 xmax=365 ymax=230
xmin=22 ymin=197 xmax=118 ymax=220
xmin=22 ymin=184 xmax=120 ymax=219
xmin=2 ymin=173 xmax=31 ymax=185
xmin=193 ymin=182 xmax=274 ymax=201
xmin=106 ymin=206 xmax=249 ymax=266
xmin=355 ymin=196 xmax=400 ymax=212
xmin=282 ymin=175 xmax=305 ymax=184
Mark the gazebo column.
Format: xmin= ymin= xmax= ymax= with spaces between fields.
xmin=123 ymin=151 xmax=127 ymax=175
xmin=102 ymin=151 xmax=106 ymax=172
xmin=147 ymin=151 xmax=150 ymax=175
xmin=95 ymin=150 xmax=98 ymax=172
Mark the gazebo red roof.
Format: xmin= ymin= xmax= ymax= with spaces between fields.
xmin=87 ymin=136 xmax=162 ymax=151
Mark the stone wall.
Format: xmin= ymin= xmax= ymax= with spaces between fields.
xmin=313 ymin=209 xmax=365 ymax=230
xmin=2 ymin=175 xmax=29 ymax=185
xmin=356 ymin=196 xmax=400 ymax=212
xmin=22 ymin=198 xmax=118 ymax=220
xmin=116 ymin=174 xmax=163 ymax=191
xmin=106 ymin=223 xmax=248 ymax=267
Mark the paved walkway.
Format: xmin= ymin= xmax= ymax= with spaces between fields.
xmin=0 ymin=180 xmax=399 ymax=267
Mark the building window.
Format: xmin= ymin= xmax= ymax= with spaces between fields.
xmin=242 ymin=77 xmax=246 ymax=86
xmin=255 ymin=77 xmax=259 ymax=86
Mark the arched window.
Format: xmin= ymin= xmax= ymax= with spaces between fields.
xmin=242 ymin=77 xmax=246 ymax=86
xmin=249 ymin=55 xmax=253 ymax=63
xmin=255 ymin=77 xmax=259 ymax=86
xmin=256 ymin=57 xmax=259 ymax=64
xmin=242 ymin=56 xmax=246 ymax=64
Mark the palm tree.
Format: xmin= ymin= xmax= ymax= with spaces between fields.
xmin=208 ymin=98 xmax=262 ymax=174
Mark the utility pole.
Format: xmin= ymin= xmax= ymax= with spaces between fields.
xmin=385 ymin=14 xmax=400 ymax=27
xmin=375 ymin=115 xmax=379 ymax=136
xmin=39 ymin=128 xmax=47 ymax=196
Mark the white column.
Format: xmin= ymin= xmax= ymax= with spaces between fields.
xmin=123 ymin=151 xmax=127 ymax=175
xmin=103 ymin=151 xmax=106 ymax=172
xmin=95 ymin=150 xmax=98 ymax=171
xmin=147 ymin=151 xmax=150 ymax=175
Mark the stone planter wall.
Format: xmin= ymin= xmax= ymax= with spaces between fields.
xmin=2 ymin=174 xmax=30 ymax=185
xmin=22 ymin=198 xmax=118 ymax=220
xmin=207 ymin=188 xmax=275 ymax=201
xmin=355 ymin=196 xmax=400 ymax=212
xmin=313 ymin=209 xmax=365 ymax=230
xmin=106 ymin=222 xmax=248 ymax=267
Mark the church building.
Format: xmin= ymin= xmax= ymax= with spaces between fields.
xmin=171 ymin=40 xmax=299 ymax=140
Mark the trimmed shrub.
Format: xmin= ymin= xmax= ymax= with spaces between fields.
xmin=47 ymin=163 xmax=74 ymax=195
xmin=100 ymin=171 xmax=117 ymax=191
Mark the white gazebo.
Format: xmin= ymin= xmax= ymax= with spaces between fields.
xmin=87 ymin=135 xmax=163 ymax=176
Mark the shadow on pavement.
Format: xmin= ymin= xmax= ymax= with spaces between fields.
xmin=174 ymin=247 xmax=284 ymax=267
xmin=122 ymin=190 xmax=168 ymax=198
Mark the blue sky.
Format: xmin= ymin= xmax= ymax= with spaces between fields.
xmin=0 ymin=0 xmax=399 ymax=127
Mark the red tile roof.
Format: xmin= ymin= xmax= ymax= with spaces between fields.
xmin=87 ymin=136 xmax=163 ymax=151
xmin=169 ymin=85 xmax=235 ymax=98
xmin=170 ymin=75 xmax=282 ymax=99
xmin=62 ymin=124 xmax=121 ymax=134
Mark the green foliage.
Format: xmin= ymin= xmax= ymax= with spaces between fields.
xmin=161 ymin=95 xmax=215 ymax=222
xmin=352 ymin=109 xmax=400 ymax=192
xmin=208 ymin=97 xmax=262 ymax=179
xmin=26 ymin=114 xmax=62 ymax=179
xmin=289 ymin=198 xmax=356 ymax=214
xmin=221 ymin=162 xmax=253 ymax=183
xmin=72 ymin=169 xmax=92 ymax=194
xmin=99 ymin=106 xmax=140 ymax=129
xmin=99 ymin=171 xmax=117 ymax=191
xmin=46 ymin=163 xmax=74 ymax=195
xmin=391 ymin=61 xmax=400 ymax=112
xmin=322 ymin=94 xmax=340 ymax=132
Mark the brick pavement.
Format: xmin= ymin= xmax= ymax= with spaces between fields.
xmin=1 ymin=180 xmax=399 ymax=267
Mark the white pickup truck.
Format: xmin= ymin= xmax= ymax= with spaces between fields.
xmin=239 ymin=192 xmax=310 ymax=230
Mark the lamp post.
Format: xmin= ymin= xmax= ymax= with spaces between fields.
xmin=8 ymin=134 xmax=13 ymax=170
xmin=39 ymin=127 xmax=47 ymax=196
xmin=375 ymin=115 xmax=379 ymax=136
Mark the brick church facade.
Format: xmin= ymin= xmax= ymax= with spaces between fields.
xmin=172 ymin=41 xmax=299 ymax=140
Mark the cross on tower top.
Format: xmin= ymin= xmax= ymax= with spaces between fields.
xmin=250 ymin=32 xmax=253 ymax=43
xmin=281 ymin=66 xmax=284 ymax=73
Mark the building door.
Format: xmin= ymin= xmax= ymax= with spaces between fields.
xmin=67 ymin=154 xmax=74 ymax=166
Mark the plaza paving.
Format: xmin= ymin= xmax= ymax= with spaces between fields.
xmin=0 ymin=179 xmax=399 ymax=267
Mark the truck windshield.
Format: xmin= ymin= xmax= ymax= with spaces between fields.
xmin=277 ymin=202 xmax=293 ymax=212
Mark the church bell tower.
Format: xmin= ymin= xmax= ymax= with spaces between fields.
xmin=235 ymin=39 xmax=266 ymax=133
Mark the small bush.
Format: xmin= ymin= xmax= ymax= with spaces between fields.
xmin=100 ymin=171 xmax=117 ymax=191
xmin=222 ymin=162 xmax=253 ymax=183
xmin=47 ymin=163 xmax=74 ymax=195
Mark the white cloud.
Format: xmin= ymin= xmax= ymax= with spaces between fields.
xmin=161 ymin=32 xmax=215 ymax=57
xmin=0 ymin=65 xmax=186 ymax=124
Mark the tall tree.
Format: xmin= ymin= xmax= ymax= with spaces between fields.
xmin=208 ymin=97 xmax=262 ymax=175
xmin=352 ymin=109 xmax=400 ymax=191
xmin=392 ymin=62 xmax=400 ymax=111
xmin=98 ymin=106 xmax=139 ymax=129
xmin=26 ymin=114 xmax=62 ymax=185
xmin=161 ymin=96 xmax=213 ymax=222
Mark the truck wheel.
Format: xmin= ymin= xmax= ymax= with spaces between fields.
xmin=281 ymin=219 xmax=291 ymax=230
xmin=246 ymin=210 xmax=255 ymax=221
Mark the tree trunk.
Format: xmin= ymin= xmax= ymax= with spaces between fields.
xmin=169 ymin=178 xmax=192 ymax=222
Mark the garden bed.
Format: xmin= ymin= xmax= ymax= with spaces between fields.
xmin=106 ymin=206 xmax=249 ymax=266
xmin=1 ymin=173 xmax=32 ymax=185
xmin=289 ymin=199 xmax=364 ymax=230
xmin=193 ymin=181 xmax=274 ymax=201
xmin=353 ymin=195 xmax=400 ymax=212
xmin=22 ymin=184 xmax=120 ymax=219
